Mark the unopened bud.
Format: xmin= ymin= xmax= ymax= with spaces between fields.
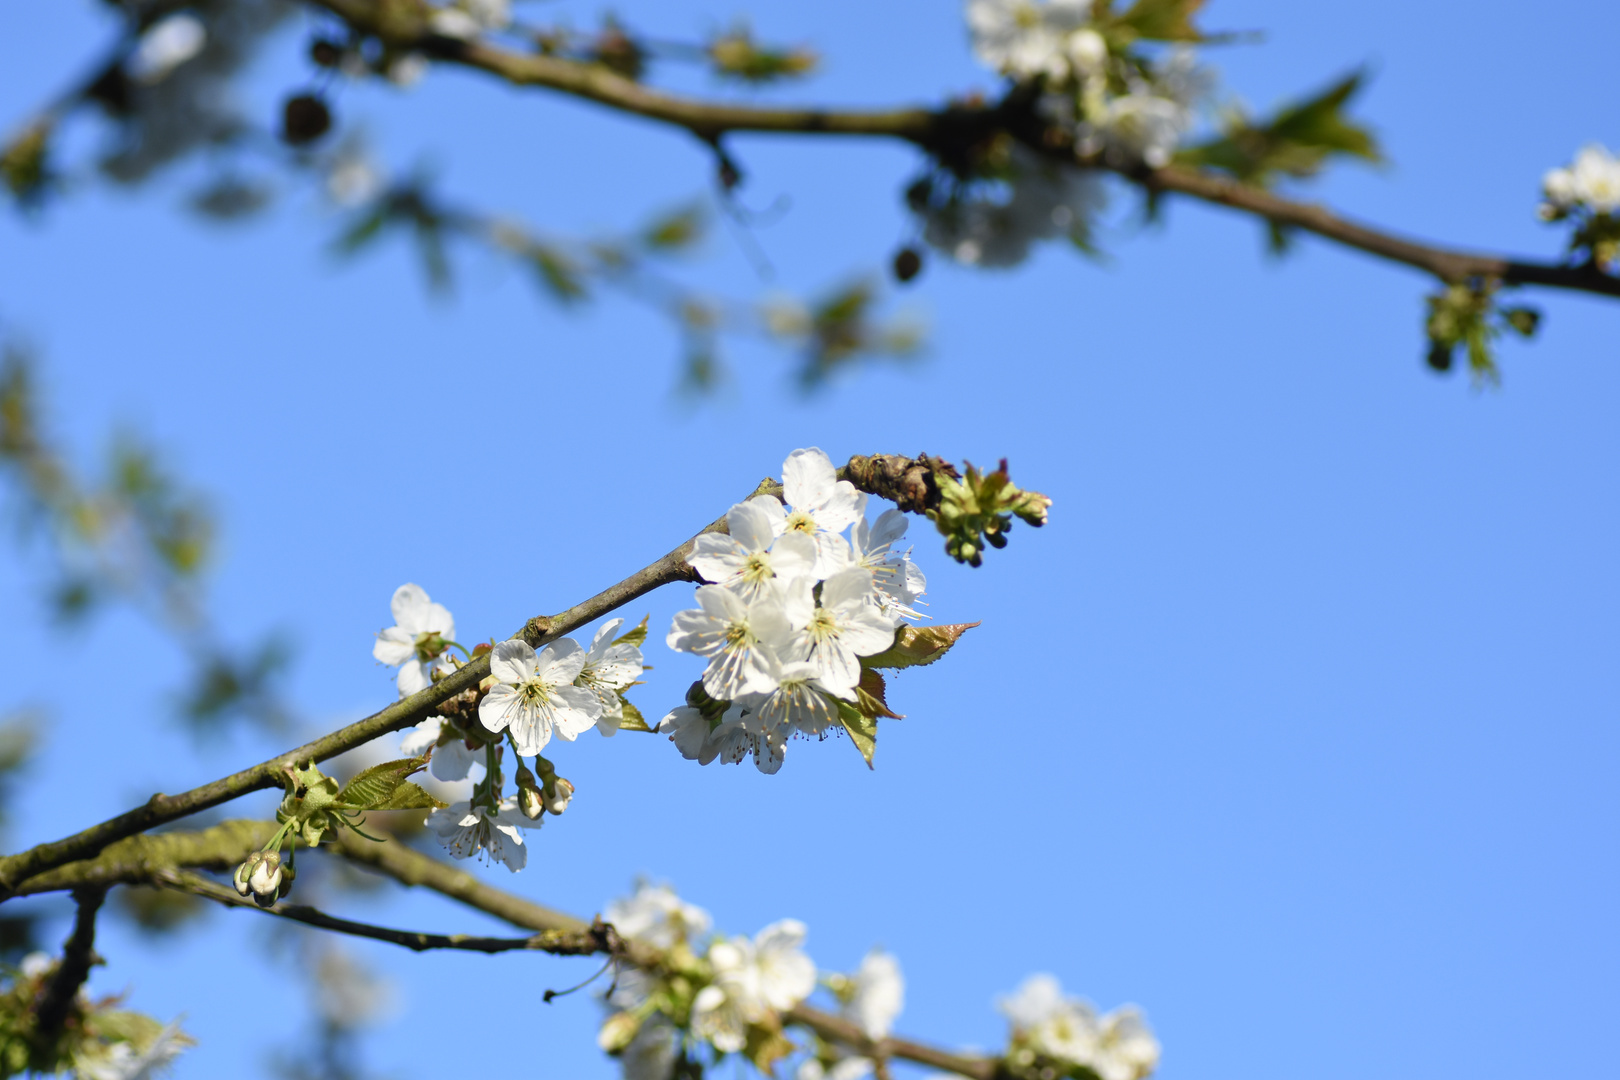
xmin=233 ymin=855 xmax=258 ymax=897
xmin=515 ymin=763 xmax=544 ymax=820
xmin=544 ymin=777 xmax=574 ymax=815
xmin=249 ymin=852 xmax=283 ymax=907
xmin=597 ymin=1010 xmax=643 ymax=1053
xmin=277 ymin=856 xmax=298 ymax=898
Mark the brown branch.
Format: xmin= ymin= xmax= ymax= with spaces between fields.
xmin=32 ymin=887 xmax=106 ymax=1041
xmin=300 ymin=0 xmax=1620 ymax=302
xmin=318 ymin=830 xmax=999 ymax=1079
xmin=154 ymin=868 xmax=614 ymax=956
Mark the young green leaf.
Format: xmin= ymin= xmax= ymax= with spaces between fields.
xmin=835 ymin=698 xmax=878 ymax=769
xmin=612 ymin=614 xmax=650 ymax=649
xmin=335 ymin=754 xmax=431 ymax=811
xmin=860 ymin=622 xmax=979 ymax=671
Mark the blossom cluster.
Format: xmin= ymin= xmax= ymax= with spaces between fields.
xmin=659 ymin=448 xmax=926 ymax=774
xmin=598 ymin=883 xmax=905 ymax=1080
xmin=1539 ymin=143 xmax=1620 ymax=269
xmin=998 ymin=974 xmax=1161 ymax=1080
xmin=1540 ymin=144 xmax=1620 ymax=218
xmin=0 ymin=953 xmax=192 ymax=1079
xmin=373 ymin=583 xmax=645 ymax=871
xmin=917 ymin=0 xmax=1213 ymax=269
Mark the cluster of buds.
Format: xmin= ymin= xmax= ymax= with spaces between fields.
xmin=515 ymin=757 xmax=575 ymax=820
xmin=929 ymin=459 xmax=1052 ymax=567
xmin=1423 ymin=279 xmax=1541 ymax=379
xmin=232 ymin=849 xmax=294 ymax=908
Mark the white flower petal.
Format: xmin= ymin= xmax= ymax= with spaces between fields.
xmin=372 ymin=626 xmax=415 ymax=666
xmin=490 ymin=639 xmax=537 ymax=684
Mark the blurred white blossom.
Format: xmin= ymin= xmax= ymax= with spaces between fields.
xmin=606 ymin=881 xmax=713 ymax=950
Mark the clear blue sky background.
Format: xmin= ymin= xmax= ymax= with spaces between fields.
xmin=1 ymin=1 xmax=1616 ymax=1078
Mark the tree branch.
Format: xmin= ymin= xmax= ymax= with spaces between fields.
xmin=316 ymin=830 xmax=1000 ymax=1079
xmin=300 ymin=0 xmax=1620 ymax=301
xmin=153 ymin=868 xmax=614 ymax=956
xmin=32 ymin=887 xmax=106 ymax=1041
xmin=0 ymin=479 xmax=774 ymax=899
xmin=0 ymin=450 xmax=1005 ymax=899
xmin=10 ymin=820 xmax=275 ymax=897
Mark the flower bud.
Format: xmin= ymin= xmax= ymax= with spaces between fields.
xmin=515 ymin=762 xmax=544 ymax=821
xmin=597 ymin=1010 xmax=643 ymax=1053
xmin=543 ymin=777 xmax=574 ymax=816
xmin=249 ymin=851 xmax=283 ymax=907
xmin=232 ymin=855 xmax=257 ymax=897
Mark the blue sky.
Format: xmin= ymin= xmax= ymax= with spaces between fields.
xmin=1 ymin=1 xmax=1616 ymax=1078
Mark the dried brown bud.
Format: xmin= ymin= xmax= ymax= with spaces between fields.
xmin=281 ymin=94 xmax=332 ymax=146
xmin=892 ymin=246 xmax=923 ymax=284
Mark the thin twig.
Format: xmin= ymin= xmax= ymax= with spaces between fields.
xmin=155 ymin=869 xmax=613 ymax=956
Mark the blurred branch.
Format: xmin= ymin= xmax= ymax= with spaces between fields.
xmin=32 ymin=887 xmax=106 ymax=1041
xmin=303 ymin=0 xmax=1620 ymax=301
xmin=317 ymin=825 xmax=1000 ymax=1080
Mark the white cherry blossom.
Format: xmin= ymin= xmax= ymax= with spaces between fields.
xmin=478 ymin=639 xmax=602 ymax=755
xmin=398 ymin=715 xmax=481 ymax=781
xmin=425 ymin=796 xmax=537 ymax=871
xmin=735 ymin=661 xmax=844 ymax=740
xmin=694 ymin=919 xmax=817 ymax=1051
xmin=75 ymin=1021 xmax=191 ymax=1080
xmin=846 ymin=948 xmax=905 ymax=1040
xmin=755 ymin=448 xmax=863 ymax=577
xmin=967 ymin=0 xmax=1096 ymax=82
xmin=606 ymin=881 xmax=713 ymax=949
xmin=658 ymin=705 xmax=716 ymax=762
xmin=1094 ymin=1007 xmax=1161 ymax=1080
xmin=667 ymin=585 xmax=794 ymax=700
xmin=779 ymin=569 xmax=897 ymax=697
xmin=575 ymin=619 xmax=645 ymax=736
xmin=1543 ymin=144 xmax=1620 ymax=214
xmin=620 ymin=1015 xmax=679 ymax=1080
xmin=850 ymin=498 xmax=928 ymax=621
xmin=689 ymin=501 xmax=818 ymax=602
xmin=372 ymin=583 xmax=456 ymax=698
xmin=798 ymin=1060 xmax=873 ymax=1080
xmin=128 ymin=14 xmax=207 ymax=85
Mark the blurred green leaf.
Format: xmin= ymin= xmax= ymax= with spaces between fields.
xmin=1109 ymin=0 xmax=1209 ymax=42
xmin=1177 ymin=69 xmax=1382 ymax=186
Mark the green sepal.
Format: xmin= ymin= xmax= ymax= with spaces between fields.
xmin=860 ymin=623 xmax=979 ymax=671
xmin=834 ymin=698 xmax=878 ymax=770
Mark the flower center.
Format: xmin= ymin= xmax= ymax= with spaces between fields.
xmin=785 ymin=510 xmax=817 ymax=535
xmin=742 ymin=553 xmax=773 ymax=582
xmin=725 ymin=622 xmax=753 ymax=650
xmin=516 ymin=678 xmax=552 ymax=708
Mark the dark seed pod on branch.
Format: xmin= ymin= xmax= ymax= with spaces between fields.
xmin=281 ymin=94 xmax=332 ymax=146
xmin=892 ymin=246 xmax=923 ymax=283
xmin=1426 ymin=341 xmax=1454 ymax=373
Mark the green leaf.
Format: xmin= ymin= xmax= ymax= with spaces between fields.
xmin=617 ymin=696 xmax=653 ymax=733
xmin=371 ymin=780 xmax=445 ymax=811
xmin=860 ymin=622 xmax=979 ymax=670
xmin=528 ymin=243 xmax=588 ymax=304
xmin=856 ymin=668 xmax=902 ymax=720
xmin=835 ymin=698 xmax=878 ymax=769
xmin=640 ymin=204 xmax=707 ymax=251
xmin=1111 ymin=0 xmax=1208 ymax=41
xmin=612 ymin=614 xmax=650 ymax=649
xmin=336 ymin=754 xmax=431 ymax=811
xmin=741 ymin=1020 xmax=797 ymax=1076
xmin=332 ymin=202 xmax=391 ymax=255
xmin=1176 ymin=69 xmax=1381 ymax=186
